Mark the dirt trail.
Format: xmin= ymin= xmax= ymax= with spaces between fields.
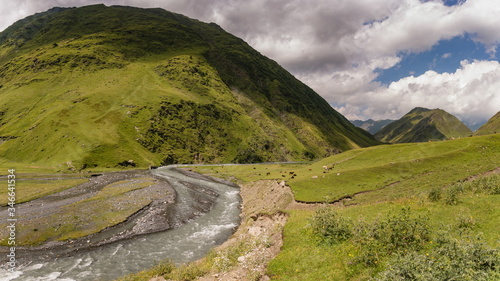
xmin=465 ymin=167 xmax=500 ymax=180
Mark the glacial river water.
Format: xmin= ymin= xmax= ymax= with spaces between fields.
xmin=0 ymin=166 xmax=241 ymax=281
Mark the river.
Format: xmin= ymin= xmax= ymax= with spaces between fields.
xmin=0 ymin=166 xmax=241 ymax=281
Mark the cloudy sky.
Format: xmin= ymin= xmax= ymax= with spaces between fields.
xmin=1 ymin=0 xmax=499 ymax=129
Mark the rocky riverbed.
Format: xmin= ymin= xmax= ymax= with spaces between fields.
xmin=0 ymin=168 xmax=227 ymax=265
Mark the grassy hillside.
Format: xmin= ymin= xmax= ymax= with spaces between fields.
xmin=267 ymin=136 xmax=499 ymax=280
xmin=475 ymin=111 xmax=500 ymax=136
xmin=192 ymin=134 xmax=499 ymax=203
xmin=375 ymin=107 xmax=472 ymax=143
xmin=181 ymin=134 xmax=500 ymax=280
xmin=0 ymin=5 xmax=379 ymax=170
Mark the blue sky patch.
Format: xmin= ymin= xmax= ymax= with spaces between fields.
xmin=442 ymin=0 xmax=466 ymax=7
xmin=375 ymin=33 xmax=497 ymax=85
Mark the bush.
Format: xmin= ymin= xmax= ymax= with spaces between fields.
xmin=375 ymin=235 xmax=500 ymax=281
xmin=352 ymin=208 xmax=431 ymax=266
xmin=366 ymin=208 xmax=430 ymax=252
xmin=428 ymin=174 xmax=499 ymax=205
xmin=471 ymin=174 xmax=500 ymax=195
xmin=167 ymin=263 xmax=206 ymax=281
xmin=310 ymin=207 xmax=353 ymax=245
xmin=150 ymin=259 xmax=176 ymax=277
xmin=117 ymin=259 xmax=175 ymax=281
xmin=427 ymin=187 xmax=442 ymax=202
xmin=309 ymin=208 xmax=431 ymax=266
xmin=444 ymin=174 xmax=499 ymax=201
xmin=456 ymin=209 xmax=476 ymax=231
xmin=444 ymin=185 xmax=461 ymax=205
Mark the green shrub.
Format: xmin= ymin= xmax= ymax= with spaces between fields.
xmin=352 ymin=208 xmax=431 ymax=266
xmin=375 ymin=235 xmax=500 ymax=281
xmin=446 ymin=174 xmax=500 ymax=199
xmin=310 ymin=207 xmax=353 ymax=245
xmin=150 ymin=259 xmax=176 ymax=277
xmin=428 ymin=187 xmax=442 ymax=202
xmin=472 ymin=174 xmax=500 ymax=195
xmin=309 ymin=208 xmax=431 ymax=267
xmin=368 ymin=208 xmax=430 ymax=252
xmin=429 ymin=174 xmax=499 ymax=206
xmin=167 ymin=263 xmax=207 ymax=281
xmin=444 ymin=185 xmax=461 ymax=205
xmin=117 ymin=259 xmax=175 ymax=281
xmin=456 ymin=209 xmax=476 ymax=230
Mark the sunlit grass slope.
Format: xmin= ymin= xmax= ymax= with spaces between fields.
xmin=0 ymin=5 xmax=379 ymax=171
xmin=475 ymin=111 xmax=500 ymax=136
xmin=375 ymin=107 xmax=473 ymax=143
xmin=188 ymin=134 xmax=499 ymax=280
xmin=192 ymin=134 xmax=499 ymax=203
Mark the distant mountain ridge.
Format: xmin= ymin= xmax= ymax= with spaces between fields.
xmin=0 ymin=5 xmax=379 ymax=169
xmin=374 ymin=107 xmax=472 ymax=143
xmin=474 ymin=111 xmax=500 ymax=136
xmin=351 ymin=119 xmax=395 ymax=134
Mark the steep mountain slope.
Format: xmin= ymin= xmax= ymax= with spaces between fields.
xmin=0 ymin=5 xmax=379 ymax=169
xmin=351 ymin=119 xmax=395 ymax=134
xmin=474 ymin=111 xmax=500 ymax=136
xmin=374 ymin=107 xmax=472 ymax=143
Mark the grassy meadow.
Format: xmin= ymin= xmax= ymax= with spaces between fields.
xmin=191 ymin=134 xmax=499 ymax=203
xmin=187 ymin=134 xmax=500 ymax=280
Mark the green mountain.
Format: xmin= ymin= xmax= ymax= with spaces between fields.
xmin=351 ymin=119 xmax=395 ymax=134
xmin=374 ymin=107 xmax=472 ymax=143
xmin=474 ymin=111 xmax=500 ymax=136
xmin=0 ymin=5 xmax=378 ymax=169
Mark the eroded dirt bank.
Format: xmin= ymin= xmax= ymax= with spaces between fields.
xmin=150 ymin=179 xmax=300 ymax=281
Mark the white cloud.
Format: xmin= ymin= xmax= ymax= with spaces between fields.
xmin=192 ymin=0 xmax=499 ymax=126
xmin=1 ymin=0 xmax=499 ymax=126
xmin=335 ymin=60 xmax=500 ymax=127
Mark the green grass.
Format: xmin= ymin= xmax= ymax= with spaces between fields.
xmin=0 ymin=4 xmax=379 ymax=170
xmin=0 ymin=178 xmax=88 ymax=205
xmin=475 ymin=111 xmax=500 ymax=136
xmin=375 ymin=107 xmax=472 ymax=143
xmin=183 ymin=135 xmax=500 ymax=280
xmin=267 ymin=186 xmax=500 ymax=280
xmin=117 ymin=259 xmax=177 ymax=281
xmin=0 ymin=160 xmax=61 ymax=174
xmin=190 ymin=134 xmax=499 ymax=203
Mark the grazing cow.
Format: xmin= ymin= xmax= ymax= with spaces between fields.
xmin=323 ymin=165 xmax=335 ymax=171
